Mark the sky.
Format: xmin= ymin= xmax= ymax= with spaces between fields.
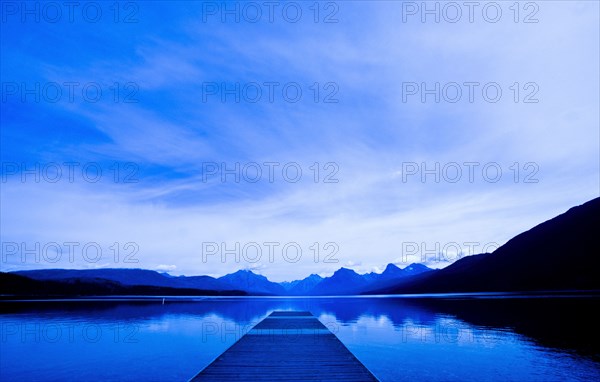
xmin=1 ymin=1 xmax=599 ymax=282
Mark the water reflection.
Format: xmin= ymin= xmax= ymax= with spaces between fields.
xmin=1 ymin=296 xmax=599 ymax=381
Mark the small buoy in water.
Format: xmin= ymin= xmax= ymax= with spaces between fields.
xmin=162 ymin=298 xmax=165 ymax=305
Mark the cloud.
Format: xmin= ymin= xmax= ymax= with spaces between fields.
xmin=1 ymin=2 xmax=598 ymax=282
xmin=156 ymin=264 xmax=177 ymax=272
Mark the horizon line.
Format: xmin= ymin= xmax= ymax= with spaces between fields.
xmin=4 ymin=259 xmax=452 ymax=283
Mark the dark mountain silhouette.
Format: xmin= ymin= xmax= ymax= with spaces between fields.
xmin=6 ymin=264 xmax=434 ymax=297
xmin=218 ymin=269 xmax=286 ymax=295
xmin=380 ymin=263 xmax=431 ymax=280
xmin=402 ymin=263 xmax=432 ymax=275
xmin=0 ymin=272 xmax=245 ymax=297
xmin=13 ymin=268 xmax=234 ymax=291
xmin=369 ymin=197 xmax=600 ymax=294
xmin=379 ymin=263 xmax=404 ymax=280
xmin=281 ymin=274 xmax=324 ymax=295
xmin=365 ymin=263 xmax=435 ymax=292
xmin=6 ymin=197 xmax=598 ymax=297
xmin=310 ymin=263 xmax=435 ymax=295
xmin=11 ymin=268 xmax=286 ymax=296
xmin=361 ymin=270 xmax=380 ymax=283
xmin=311 ymin=267 xmax=370 ymax=295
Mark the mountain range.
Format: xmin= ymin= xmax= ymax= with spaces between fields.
xmin=2 ymin=262 xmax=433 ymax=297
xmin=2 ymin=197 xmax=599 ymax=297
xmin=366 ymin=196 xmax=600 ymax=294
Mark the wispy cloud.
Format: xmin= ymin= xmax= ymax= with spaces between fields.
xmin=1 ymin=1 xmax=598 ymax=281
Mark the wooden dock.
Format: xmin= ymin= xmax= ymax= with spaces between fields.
xmin=190 ymin=311 xmax=379 ymax=381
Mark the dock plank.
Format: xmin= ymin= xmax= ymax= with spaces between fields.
xmin=190 ymin=311 xmax=378 ymax=381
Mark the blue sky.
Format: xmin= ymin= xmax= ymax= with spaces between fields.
xmin=1 ymin=1 xmax=599 ymax=281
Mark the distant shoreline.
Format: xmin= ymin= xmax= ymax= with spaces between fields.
xmin=2 ymin=290 xmax=600 ymax=303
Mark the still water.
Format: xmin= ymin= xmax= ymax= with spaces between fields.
xmin=1 ymin=296 xmax=599 ymax=381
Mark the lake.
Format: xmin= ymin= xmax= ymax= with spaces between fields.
xmin=1 ymin=295 xmax=599 ymax=381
